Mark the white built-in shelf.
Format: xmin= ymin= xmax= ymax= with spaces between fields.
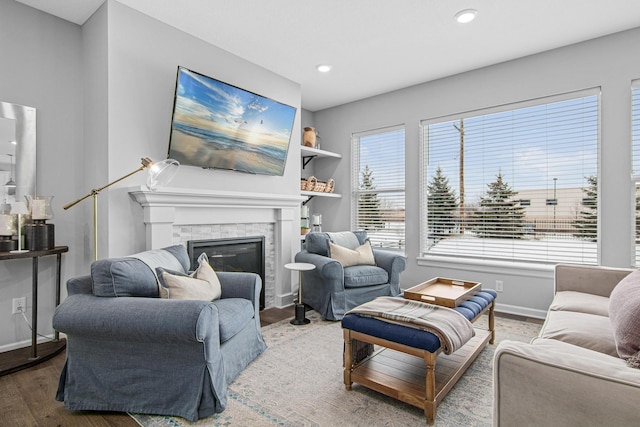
xmin=300 ymin=145 xmax=342 ymax=202
xmin=301 ymin=190 xmax=342 ymax=199
xmin=301 ymin=146 xmax=342 ymax=160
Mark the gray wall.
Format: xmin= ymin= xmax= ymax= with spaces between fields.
xmin=97 ymin=1 xmax=302 ymax=257
xmin=0 ymin=0 xmax=302 ymax=351
xmin=0 ymin=0 xmax=84 ymax=350
xmin=312 ymin=27 xmax=640 ymax=318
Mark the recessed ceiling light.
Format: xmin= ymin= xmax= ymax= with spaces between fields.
xmin=454 ymin=9 xmax=478 ymax=24
xmin=316 ymin=64 xmax=332 ymax=73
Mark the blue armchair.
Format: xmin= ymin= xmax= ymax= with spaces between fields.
xmin=294 ymin=231 xmax=407 ymax=320
xmin=53 ymin=245 xmax=266 ymax=422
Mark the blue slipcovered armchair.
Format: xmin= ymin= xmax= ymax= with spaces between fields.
xmin=53 ymin=245 xmax=266 ymax=422
xmin=294 ymin=231 xmax=407 ymax=320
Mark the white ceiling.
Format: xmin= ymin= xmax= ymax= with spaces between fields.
xmin=15 ymin=0 xmax=640 ymax=111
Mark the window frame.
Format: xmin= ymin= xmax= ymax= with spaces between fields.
xmin=351 ymin=124 xmax=406 ymax=251
xmin=419 ymin=87 xmax=601 ymax=265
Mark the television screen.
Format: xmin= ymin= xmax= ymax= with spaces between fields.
xmin=168 ymin=66 xmax=297 ymax=176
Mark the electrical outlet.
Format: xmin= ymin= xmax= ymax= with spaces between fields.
xmin=495 ymin=280 xmax=504 ymax=292
xmin=12 ymin=297 xmax=26 ymax=314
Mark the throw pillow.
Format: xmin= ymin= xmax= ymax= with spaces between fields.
xmin=157 ymin=269 xmax=216 ymax=301
xmin=329 ymin=240 xmax=376 ymax=267
xmin=194 ymin=252 xmax=222 ymax=300
xmin=156 ymin=253 xmax=222 ymax=301
xmin=609 ymin=269 xmax=640 ymax=359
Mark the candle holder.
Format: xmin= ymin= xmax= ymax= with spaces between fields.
xmin=311 ymin=214 xmax=322 ymax=233
xmin=0 ymin=207 xmax=18 ymax=252
xmin=24 ymin=195 xmax=55 ymax=250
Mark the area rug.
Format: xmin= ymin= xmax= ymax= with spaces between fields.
xmin=131 ymin=311 xmax=541 ymax=427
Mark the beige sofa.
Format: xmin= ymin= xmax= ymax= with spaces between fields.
xmin=493 ymin=264 xmax=640 ymax=427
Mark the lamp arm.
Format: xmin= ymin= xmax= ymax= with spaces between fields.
xmin=63 ymin=165 xmax=146 ymax=210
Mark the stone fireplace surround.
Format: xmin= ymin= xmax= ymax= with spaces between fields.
xmin=129 ymin=186 xmax=305 ymax=308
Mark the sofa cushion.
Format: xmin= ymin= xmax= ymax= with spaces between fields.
xmin=305 ymin=231 xmax=368 ymax=256
xmin=329 ymin=241 xmax=376 ymax=267
xmin=91 ymin=245 xmax=189 ymax=297
xmin=344 ymin=265 xmax=389 ymax=289
xmin=539 ymin=310 xmax=618 ymax=357
xmin=550 ymin=291 xmax=610 ymax=317
xmin=213 ymin=298 xmax=255 ymax=343
xmin=609 ymin=269 xmax=640 ymax=359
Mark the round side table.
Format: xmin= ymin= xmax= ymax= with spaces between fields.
xmin=285 ymin=262 xmax=316 ymax=325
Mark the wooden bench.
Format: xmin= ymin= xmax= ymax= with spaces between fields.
xmin=342 ymin=290 xmax=495 ymax=424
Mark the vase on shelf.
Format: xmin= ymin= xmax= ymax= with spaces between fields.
xmin=303 ymin=127 xmax=316 ymax=148
xmin=24 ymin=195 xmax=55 ymax=250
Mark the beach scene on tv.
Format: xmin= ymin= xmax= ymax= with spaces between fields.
xmin=169 ymin=67 xmax=297 ymax=176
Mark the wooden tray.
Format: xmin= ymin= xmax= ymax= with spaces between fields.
xmin=404 ymin=277 xmax=481 ymax=308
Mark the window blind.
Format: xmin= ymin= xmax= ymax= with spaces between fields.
xmin=631 ymin=83 xmax=640 ymax=266
xmin=351 ymin=126 xmax=405 ymax=250
xmin=421 ymin=89 xmax=599 ymax=264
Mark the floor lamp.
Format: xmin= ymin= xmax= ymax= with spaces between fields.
xmin=63 ymin=157 xmax=179 ymax=261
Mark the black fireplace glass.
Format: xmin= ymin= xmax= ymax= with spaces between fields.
xmin=187 ymin=236 xmax=265 ymax=310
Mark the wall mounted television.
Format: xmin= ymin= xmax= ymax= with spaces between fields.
xmin=167 ymin=66 xmax=297 ymax=176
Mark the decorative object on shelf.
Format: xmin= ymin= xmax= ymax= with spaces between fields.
xmin=312 ymin=214 xmax=322 ymax=233
xmin=300 ymin=176 xmax=317 ymax=191
xmin=303 ymin=127 xmax=316 ymax=148
xmin=24 ymin=195 xmax=55 ymax=251
xmin=301 ymin=205 xmax=310 ymax=235
xmin=10 ymin=201 xmax=29 ymax=253
xmin=63 ymin=157 xmax=180 ymax=260
xmin=0 ymin=204 xmax=17 ymax=252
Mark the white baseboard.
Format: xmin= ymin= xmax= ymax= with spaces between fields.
xmin=495 ymin=302 xmax=547 ymax=320
xmin=0 ymin=334 xmax=56 ymax=353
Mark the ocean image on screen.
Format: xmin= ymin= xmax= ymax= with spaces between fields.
xmin=168 ymin=67 xmax=297 ymax=176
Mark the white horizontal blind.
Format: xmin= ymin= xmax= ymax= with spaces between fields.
xmin=351 ymin=126 xmax=405 ymax=250
xmin=632 ymin=84 xmax=640 ymax=266
xmin=421 ymin=89 xmax=599 ymax=264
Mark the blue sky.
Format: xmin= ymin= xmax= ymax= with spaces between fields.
xmin=174 ymin=67 xmax=296 ymax=145
xmin=426 ymin=95 xmax=598 ymax=203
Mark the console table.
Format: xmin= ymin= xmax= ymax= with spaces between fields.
xmin=0 ymin=246 xmax=68 ymax=376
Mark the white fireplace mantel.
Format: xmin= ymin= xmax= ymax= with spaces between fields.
xmin=129 ymin=186 xmax=305 ymax=307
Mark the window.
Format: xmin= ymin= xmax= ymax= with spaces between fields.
xmin=632 ymin=82 xmax=640 ymax=266
xmin=421 ymin=89 xmax=599 ymax=264
xmin=351 ymin=126 xmax=405 ymax=249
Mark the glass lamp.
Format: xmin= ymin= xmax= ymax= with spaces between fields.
xmin=63 ymin=157 xmax=180 ymax=260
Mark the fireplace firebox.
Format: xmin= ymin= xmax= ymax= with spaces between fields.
xmin=187 ymin=236 xmax=266 ymax=310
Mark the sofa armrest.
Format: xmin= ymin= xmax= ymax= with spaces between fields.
xmin=372 ymin=249 xmax=407 ymax=284
xmin=66 ymin=275 xmax=92 ymax=295
xmin=218 ymin=272 xmax=261 ymax=302
xmin=555 ymin=264 xmax=633 ymax=297
xmin=494 ymin=339 xmax=640 ymax=427
xmin=53 ymin=293 xmax=219 ymax=344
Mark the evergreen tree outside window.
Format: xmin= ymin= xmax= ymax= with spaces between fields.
xmin=573 ymin=176 xmax=598 ymax=241
xmin=352 ymin=126 xmax=405 ymax=249
xmin=421 ymin=88 xmax=599 ymax=264
xmin=427 ymin=166 xmax=458 ymax=243
xmin=471 ymin=172 xmax=526 ymax=239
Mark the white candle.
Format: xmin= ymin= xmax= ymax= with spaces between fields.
xmin=301 ymin=205 xmax=309 ymax=218
xmin=31 ymin=199 xmax=47 ymax=220
xmin=0 ymin=214 xmax=15 ymax=236
xmin=312 ymin=214 xmax=322 ymax=226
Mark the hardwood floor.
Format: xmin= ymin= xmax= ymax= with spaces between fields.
xmin=0 ymin=306 xmax=294 ymax=427
xmin=0 ymin=305 xmax=535 ymax=426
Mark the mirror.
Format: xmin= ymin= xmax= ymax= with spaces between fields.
xmin=0 ymin=101 xmax=36 ymax=209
